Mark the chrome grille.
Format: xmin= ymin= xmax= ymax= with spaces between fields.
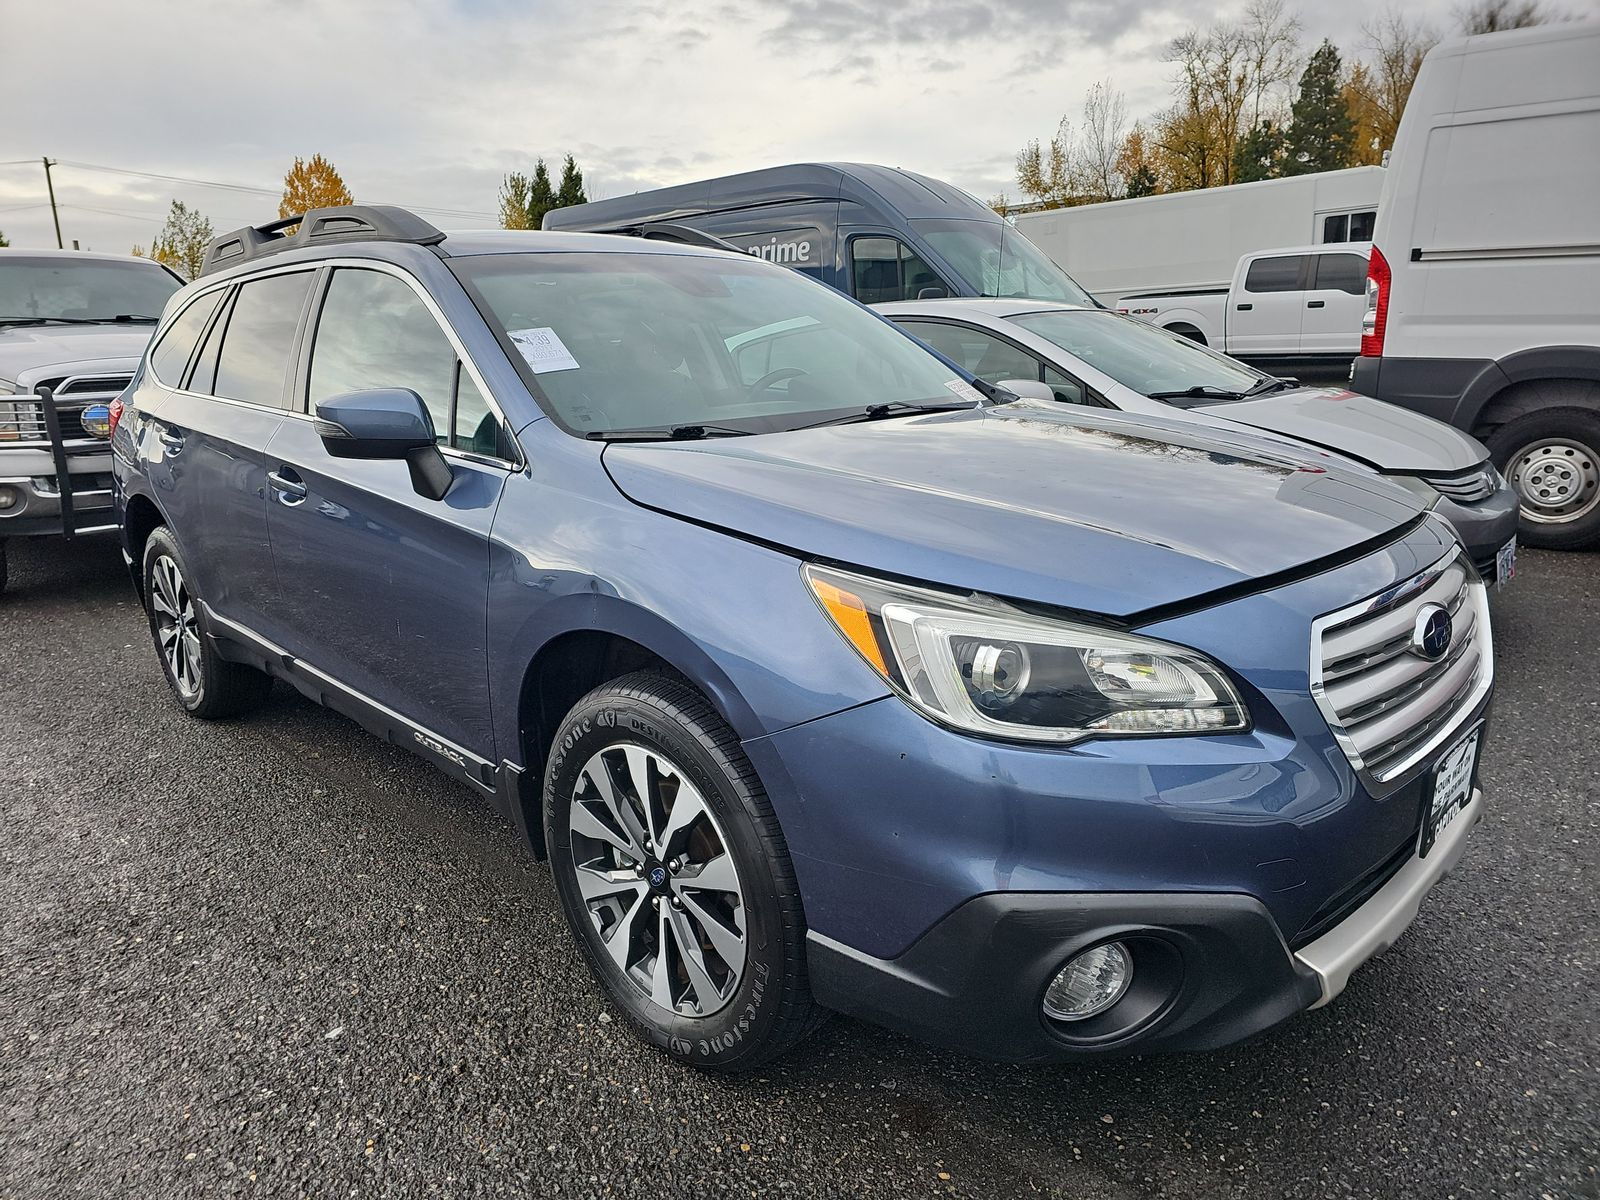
xmin=1422 ymin=464 xmax=1496 ymax=504
xmin=0 ymin=374 xmax=127 ymax=445
xmin=1311 ymin=552 xmax=1493 ymax=784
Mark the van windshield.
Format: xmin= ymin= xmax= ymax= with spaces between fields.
xmin=453 ymin=250 xmax=977 ymax=437
xmin=911 ymin=219 xmax=1095 ymax=306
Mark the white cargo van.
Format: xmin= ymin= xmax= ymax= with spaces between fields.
xmin=1350 ymin=21 xmax=1600 ymax=548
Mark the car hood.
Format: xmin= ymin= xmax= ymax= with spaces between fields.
xmin=602 ymin=402 xmax=1426 ymax=618
xmin=0 ymin=324 xmax=153 ymax=387
xmin=1202 ymin=387 xmax=1486 ymax=473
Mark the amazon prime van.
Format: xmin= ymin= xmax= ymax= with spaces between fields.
xmin=541 ymin=163 xmax=1098 ymax=308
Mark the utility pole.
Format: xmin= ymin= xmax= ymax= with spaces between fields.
xmin=42 ymin=157 xmax=63 ymax=249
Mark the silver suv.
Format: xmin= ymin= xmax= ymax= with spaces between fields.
xmin=0 ymin=249 xmax=181 ymax=593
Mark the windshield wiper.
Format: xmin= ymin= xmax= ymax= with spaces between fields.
xmin=586 ymin=423 xmax=750 ymax=442
xmin=791 ymin=399 xmax=977 ymax=431
xmin=1239 ymin=375 xmax=1298 ymax=398
xmin=0 ymin=314 xmax=160 ymax=327
xmin=1146 ymin=385 xmax=1247 ymax=403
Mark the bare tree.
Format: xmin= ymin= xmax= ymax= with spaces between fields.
xmin=1241 ymin=0 xmax=1304 ymax=126
xmin=1078 ymin=82 xmax=1130 ymax=201
xmin=1455 ymin=0 xmax=1557 ymax=32
xmin=1350 ymin=8 xmax=1438 ymax=156
xmin=1016 ymin=117 xmax=1075 ymax=208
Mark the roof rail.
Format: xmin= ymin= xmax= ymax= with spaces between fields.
xmin=199 ymin=205 xmax=446 ymax=277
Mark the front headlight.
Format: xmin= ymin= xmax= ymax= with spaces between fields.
xmin=805 ymin=565 xmax=1250 ymax=744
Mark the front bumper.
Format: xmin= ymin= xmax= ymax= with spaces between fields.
xmin=1431 ymin=484 xmax=1519 ymax=583
xmin=807 ymin=788 xmax=1484 ymax=1062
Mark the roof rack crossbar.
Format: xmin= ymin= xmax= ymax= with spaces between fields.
xmin=199 ymin=205 xmax=446 ymax=277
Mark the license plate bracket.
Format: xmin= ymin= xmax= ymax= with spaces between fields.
xmin=1419 ymin=724 xmax=1481 ymax=858
xmin=1496 ymin=537 xmax=1516 ymax=588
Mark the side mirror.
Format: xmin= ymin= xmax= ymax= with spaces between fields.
xmin=313 ymin=388 xmax=453 ymax=501
xmin=916 ymin=286 xmax=949 ymax=300
xmin=995 ymin=378 xmax=1057 ymax=403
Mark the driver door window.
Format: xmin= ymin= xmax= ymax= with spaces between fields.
xmin=851 ymin=237 xmax=944 ymax=304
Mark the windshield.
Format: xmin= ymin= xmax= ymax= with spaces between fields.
xmin=1009 ymin=309 xmax=1266 ymax=404
xmin=0 ymin=256 xmax=180 ymax=322
xmin=910 ymin=219 xmax=1096 ymax=306
xmin=453 ymin=251 xmax=975 ymax=436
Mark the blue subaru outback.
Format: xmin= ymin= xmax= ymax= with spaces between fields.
xmin=108 ymin=206 xmax=1494 ymax=1071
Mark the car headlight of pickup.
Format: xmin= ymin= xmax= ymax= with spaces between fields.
xmin=804 ymin=564 xmax=1249 ymax=743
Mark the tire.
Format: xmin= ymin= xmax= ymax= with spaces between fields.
xmin=1487 ymin=407 xmax=1600 ymax=551
xmin=543 ymin=671 xmax=822 ymax=1072
xmin=141 ymin=526 xmax=273 ymax=719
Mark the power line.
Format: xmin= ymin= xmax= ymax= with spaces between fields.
xmin=53 ymin=159 xmax=499 ymax=221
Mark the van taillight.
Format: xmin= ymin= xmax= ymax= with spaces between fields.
xmin=1360 ymin=245 xmax=1390 ymax=357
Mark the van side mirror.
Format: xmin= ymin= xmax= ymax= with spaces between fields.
xmin=916 ymin=286 xmax=949 ymax=300
xmin=995 ymin=378 xmax=1057 ymax=403
xmin=313 ymin=388 xmax=453 ymax=501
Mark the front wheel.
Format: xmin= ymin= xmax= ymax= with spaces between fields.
xmin=1488 ymin=407 xmax=1600 ymax=550
xmin=544 ymin=671 xmax=821 ymax=1071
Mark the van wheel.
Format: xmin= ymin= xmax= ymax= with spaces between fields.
xmin=1488 ymin=408 xmax=1600 ymax=550
xmin=141 ymin=526 xmax=273 ymax=718
xmin=543 ymin=671 xmax=822 ymax=1072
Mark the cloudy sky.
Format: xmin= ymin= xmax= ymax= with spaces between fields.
xmin=4 ymin=0 xmax=1465 ymax=253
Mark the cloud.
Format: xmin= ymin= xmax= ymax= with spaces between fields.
xmin=0 ymin=0 xmax=1464 ymax=251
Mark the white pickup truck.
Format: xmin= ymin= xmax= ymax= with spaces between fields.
xmin=1115 ymin=242 xmax=1369 ymax=384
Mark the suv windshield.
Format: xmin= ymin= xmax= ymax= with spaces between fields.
xmin=0 ymin=256 xmax=181 ymax=323
xmin=453 ymin=251 xmax=975 ymax=436
xmin=910 ymin=219 xmax=1095 ymax=306
xmin=1010 ymin=309 xmax=1267 ymax=404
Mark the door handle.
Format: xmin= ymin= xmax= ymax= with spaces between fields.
xmin=267 ymin=467 xmax=307 ymax=505
xmin=1235 ymin=303 xmax=1253 ymax=311
xmin=157 ymin=427 xmax=185 ymax=453
xmin=1307 ymin=300 xmax=1326 ymax=309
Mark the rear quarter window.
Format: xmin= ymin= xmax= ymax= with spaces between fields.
xmin=148 ymin=291 xmax=225 ymax=387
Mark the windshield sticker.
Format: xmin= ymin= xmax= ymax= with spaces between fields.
xmin=945 ymin=379 xmax=985 ymax=403
xmin=508 ymin=327 xmax=580 ymax=374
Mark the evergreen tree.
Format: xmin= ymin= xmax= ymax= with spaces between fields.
xmin=526 ymin=159 xmax=556 ymax=229
xmin=555 ymin=155 xmax=587 ymax=208
xmin=1124 ymin=163 xmax=1159 ymax=198
xmin=1233 ymin=120 xmax=1286 ymax=182
xmin=1283 ymin=41 xmax=1356 ymax=176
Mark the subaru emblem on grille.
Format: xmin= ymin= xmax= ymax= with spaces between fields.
xmin=1411 ymin=604 xmax=1453 ymax=660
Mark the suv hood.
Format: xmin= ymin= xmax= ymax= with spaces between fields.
xmin=603 ymin=402 xmax=1425 ymax=618
xmin=0 ymin=324 xmax=152 ymax=387
xmin=1202 ymin=387 xmax=1486 ymax=473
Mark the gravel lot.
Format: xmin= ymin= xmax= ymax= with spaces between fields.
xmin=1 ymin=535 xmax=1596 ymax=1200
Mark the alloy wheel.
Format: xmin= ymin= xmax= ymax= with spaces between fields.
xmin=567 ymin=743 xmax=746 ymax=1017
xmin=150 ymin=554 xmax=202 ymax=697
xmin=1507 ymin=437 xmax=1599 ymax=525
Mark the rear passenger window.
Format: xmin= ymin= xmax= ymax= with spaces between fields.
xmin=211 ymin=272 xmax=314 ymax=408
xmin=310 ymin=268 xmax=501 ymax=455
xmin=851 ymin=237 xmax=944 ymax=304
xmin=1314 ymin=253 xmax=1367 ymax=296
xmin=148 ymin=291 xmax=224 ymax=387
xmin=1242 ymin=256 xmax=1307 ymax=293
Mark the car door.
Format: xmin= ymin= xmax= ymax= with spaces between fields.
xmin=1300 ymin=251 xmax=1368 ymax=354
xmin=1227 ymin=254 xmax=1309 ymax=355
xmin=263 ymin=264 xmax=514 ymax=759
xmin=145 ymin=269 xmax=313 ymax=637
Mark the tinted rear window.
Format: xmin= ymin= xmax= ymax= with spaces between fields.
xmin=211 ymin=272 xmax=314 ymax=408
xmin=1314 ymin=253 xmax=1367 ymax=296
xmin=148 ymin=291 xmax=225 ymax=386
xmin=1242 ymin=256 xmax=1307 ymax=293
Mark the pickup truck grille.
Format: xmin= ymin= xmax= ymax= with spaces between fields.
xmin=1422 ymin=465 xmax=1496 ymax=504
xmin=0 ymin=374 xmax=129 ymax=445
xmin=1310 ymin=551 xmax=1493 ymax=784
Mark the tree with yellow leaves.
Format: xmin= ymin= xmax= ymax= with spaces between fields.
xmin=279 ymin=154 xmax=354 ymax=219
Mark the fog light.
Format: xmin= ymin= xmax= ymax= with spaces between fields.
xmin=1043 ymin=942 xmax=1131 ymax=1022
xmin=0 ymin=486 xmax=16 ymax=510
